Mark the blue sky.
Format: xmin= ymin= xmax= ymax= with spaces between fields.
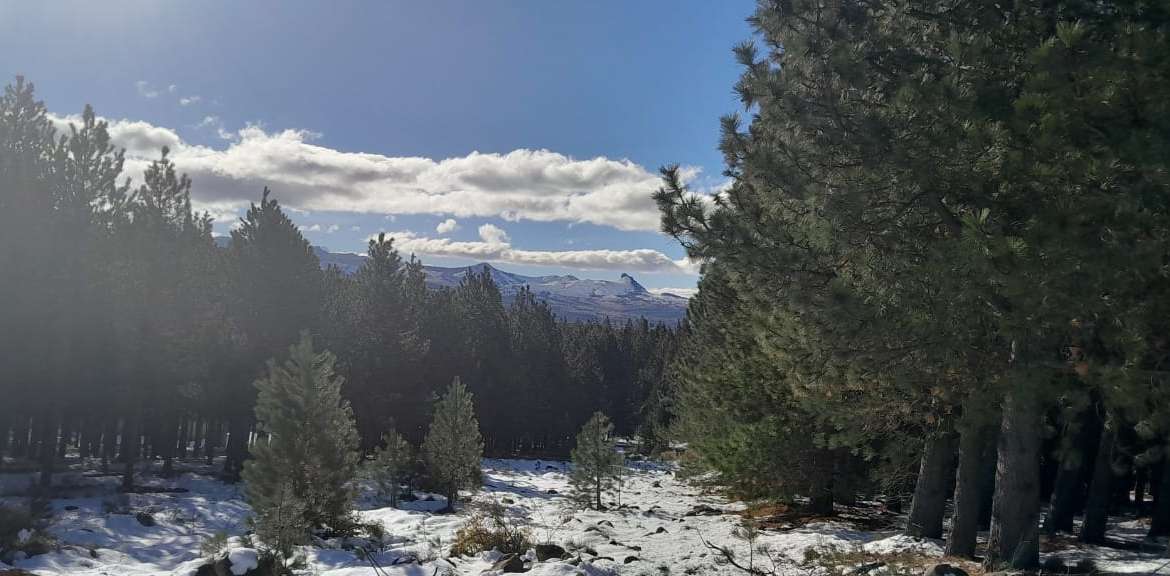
xmin=0 ymin=1 xmax=755 ymax=291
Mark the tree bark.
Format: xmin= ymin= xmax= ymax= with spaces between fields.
xmin=985 ymin=386 xmax=1042 ymax=570
xmin=947 ymin=418 xmax=994 ymax=558
xmin=908 ymin=426 xmax=957 ymax=539
xmin=1080 ymin=414 xmax=1115 ymax=544
xmin=978 ymin=424 xmax=998 ymax=530
xmin=1045 ymin=403 xmax=1099 ymax=534
xmin=1046 ymin=463 xmax=1086 ymax=533
xmin=1149 ymin=455 xmax=1170 ymax=538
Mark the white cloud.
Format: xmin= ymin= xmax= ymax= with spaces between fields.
xmin=135 ymin=81 xmax=160 ymax=99
xmin=195 ymin=115 xmax=219 ymax=129
xmin=192 ymin=115 xmax=235 ymax=141
xmin=326 ymin=224 xmax=340 ymax=234
xmin=350 ymin=225 xmax=361 ymax=232
xmin=477 ymin=223 xmax=509 ymax=244
xmin=380 ymin=228 xmax=696 ymax=275
xmin=300 ymin=224 xmax=322 ymax=232
xmin=179 ymin=95 xmax=202 ymax=106
xmin=649 ymin=287 xmax=698 ymax=298
xmin=435 ymin=218 xmax=460 ymax=234
xmin=47 ymin=113 xmax=696 ymax=232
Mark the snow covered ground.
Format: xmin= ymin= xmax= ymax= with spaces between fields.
xmin=1 ymin=458 xmax=1165 ymax=575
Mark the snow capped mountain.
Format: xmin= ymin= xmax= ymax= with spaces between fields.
xmin=311 ymin=247 xmax=687 ymax=323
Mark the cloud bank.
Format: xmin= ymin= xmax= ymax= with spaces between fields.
xmin=377 ymin=225 xmax=696 ymax=275
xmin=48 ymin=113 xmax=696 ymax=232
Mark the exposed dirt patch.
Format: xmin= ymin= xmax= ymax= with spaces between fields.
xmin=740 ymin=501 xmax=900 ymax=532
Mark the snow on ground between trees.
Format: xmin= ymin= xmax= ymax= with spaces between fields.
xmin=1 ymin=459 xmax=1162 ymax=575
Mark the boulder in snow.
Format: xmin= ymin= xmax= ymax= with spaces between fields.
xmin=193 ymin=548 xmax=264 ymax=576
xmin=922 ymin=563 xmax=968 ymax=576
xmin=489 ymin=553 xmax=527 ymax=573
xmin=134 ymin=511 xmax=156 ymax=527
xmin=534 ymin=543 xmax=566 ymax=561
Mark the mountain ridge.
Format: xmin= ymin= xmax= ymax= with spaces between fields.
xmin=303 ymin=243 xmax=687 ymax=323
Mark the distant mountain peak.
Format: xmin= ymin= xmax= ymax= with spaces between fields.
xmin=306 ymin=248 xmax=687 ymax=323
xmin=619 ymin=272 xmax=647 ymax=294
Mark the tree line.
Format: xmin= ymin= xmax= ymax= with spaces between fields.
xmin=0 ymin=77 xmax=678 ymax=491
xmin=655 ymin=0 xmax=1170 ymax=570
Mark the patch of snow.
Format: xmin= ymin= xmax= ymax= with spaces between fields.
xmin=861 ymin=533 xmax=944 ymax=555
xmin=227 ymin=547 xmax=258 ymax=575
xmin=4 ymin=457 xmax=1165 ymax=576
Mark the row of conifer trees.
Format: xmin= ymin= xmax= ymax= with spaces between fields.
xmin=654 ymin=0 xmax=1170 ymax=570
xmin=0 ymin=77 xmax=678 ymax=493
xmin=241 ymin=326 xmax=629 ymax=568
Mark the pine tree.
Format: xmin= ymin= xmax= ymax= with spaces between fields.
xmin=224 ymin=188 xmax=323 ymax=480
xmin=454 ymin=268 xmax=511 ymax=452
xmin=349 ymin=234 xmax=429 ymax=448
xmin=249 ymin=479 xmax=309 ymax=566
xmin=422 ymin=377 xmax=483 ymax=512
xmin=654 ymin=2 xmax=1170 ymax=569
xmin=243 ymin=332 xmax=360 ymax=537
xmin=570 ymin=412 xmax=620 ymax=510
xmin=367 ymin=427 xmax=412 ymax=508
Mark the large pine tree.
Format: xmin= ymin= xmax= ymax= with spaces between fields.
xmin=655 ymin=1 xmax=1170 ymax=569
xmin=224 ymin=188 xmax=323 ymax=479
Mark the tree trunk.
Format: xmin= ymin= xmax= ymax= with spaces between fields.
xmin=223 ymin=416 xmax=249 ymax=482
xmin=37 ymin=408 xmax=57 ymax=489
xmin=985 ymin=386 xmax=1042 ymax=570
xmin=177 ymin=417 xmax=189 ymax=460
xmin=947 ymin=419 xmax=994 ymax=558
xmin=978 ymin=422 xmax=998 ymax=530
xmin=1149 ymin=456 xmax=1170 ymax=538
xmin=0 ymin=413 xmax=8 ymax=470
xmin=1134 ymin=466 xmax=1148 ymax=516
xmin=1046 ymin=463 xmax=1085 ymax=534
xmin=1111 ymin=464 xmax=1134 ymax=513
xmin=1080 ymin=414 xmax=1115 ymax=544
xmin=158 ymin=415 xmax=178 ymax=478
xmin=1045 ymin=403 xmax=1099 ymax=534
xmin=807 ymin=448 xmax=835 ymax=515
xmin=101 ymin=418 xmax=117 ymax=472
xmin=13 ymin=415 xmax=31 ymax=459
xmin=204 ymin=419 xmax=218 ymax=465
xmin=908 ymin=427 xmax=957 ymax=539
xmin=56 ymin=416 xmax=70 ymax=459
xmin=121 ymin=412 xmax=139 ymax=492
xmin=77 ymin=417 xmax=91 ymax=459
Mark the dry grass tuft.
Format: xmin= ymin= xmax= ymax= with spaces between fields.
xmin=449 ymin=501 xmax=532 ymax=557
